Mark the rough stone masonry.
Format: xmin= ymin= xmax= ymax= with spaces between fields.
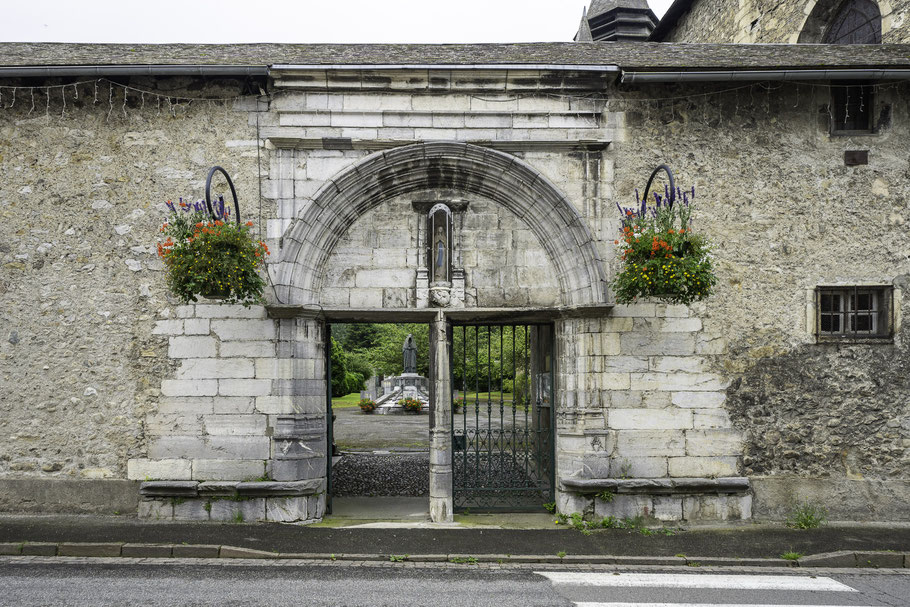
xmin=0 ymin=41 xmax=908 ymax=523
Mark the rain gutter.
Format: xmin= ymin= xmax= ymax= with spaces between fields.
xmin=271 ymin=63 xmax=621 ymax=72
xmin=621 ymin=68 xmax=910 ymax=83
xmin=0 ymin=65 xmax=268 ymax=78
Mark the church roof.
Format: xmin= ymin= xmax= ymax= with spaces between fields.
xmin=0 ymin=42 xmax=908 ymax=71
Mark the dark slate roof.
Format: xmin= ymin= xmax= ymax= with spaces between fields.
xmin=0 ymin=42 xmax=909 ymax=71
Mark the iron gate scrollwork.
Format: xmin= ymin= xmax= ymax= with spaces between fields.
xmin=451 ymin=323 xmax=555 ymax=511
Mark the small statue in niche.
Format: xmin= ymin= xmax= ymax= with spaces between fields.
xmin=402 ymin=334 xmax=418 ymax=374
xmin=434 ymin=224 xmax=447 ymax=280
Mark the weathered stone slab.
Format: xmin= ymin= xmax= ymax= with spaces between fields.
xmin=122 ymin=544 xmax=173 ymax=558
xmin=172 ymin=544 xmax=220 ymax=558
xmin=58 ymin=543 xmax=122 ymax=557
xmin=219 ymin=546 xmax=277 ymax=559
xmin=20 ymin=542 xmax=58 ymax=556
xmin=139 ymin=481 xmax=199 ymax=497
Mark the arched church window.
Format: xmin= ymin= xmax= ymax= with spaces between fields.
xmin=823 ymin=0 xmax=882 ymax=43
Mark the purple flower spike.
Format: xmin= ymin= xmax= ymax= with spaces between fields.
xmin=165 ymin=200 xmax=176 ymax=213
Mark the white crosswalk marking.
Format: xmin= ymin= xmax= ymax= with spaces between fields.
xmin=574 ymin=604 xmax=874 ymax=607
xmin=536 ymin=572 xmax=858 ymax=592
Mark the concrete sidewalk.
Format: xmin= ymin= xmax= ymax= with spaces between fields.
xmin=1 ymin=512 xmax=909 ymax=568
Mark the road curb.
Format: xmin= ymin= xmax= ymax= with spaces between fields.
xmin=0 ymin=542 xmax=907 ymax=568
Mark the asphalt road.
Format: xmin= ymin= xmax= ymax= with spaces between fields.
xmin=2 ymin=560 xmax=909 ymax=607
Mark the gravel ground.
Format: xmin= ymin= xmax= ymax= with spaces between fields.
xmin=332 ymin=453 xmax=430 ymax=496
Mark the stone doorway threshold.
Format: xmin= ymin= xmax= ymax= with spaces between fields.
xmin=318 ymin=496 xmax=556 ymax=529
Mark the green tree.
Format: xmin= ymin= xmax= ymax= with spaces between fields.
xmin=341 ymin=323 xmax=381 ymax=351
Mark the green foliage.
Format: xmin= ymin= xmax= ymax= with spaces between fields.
xmin=389 ymin=554 xmax=409 ymax=562
xmin=786 ymin=502 xmax=828 ymax=529
xmin=329 ymin=337 xmax=367 ymax=397
xmin=596 ymin=490 xmax=614 ymax=503
xmin=398 ymin=397 xmax=423 ymax=413
xmin=232 ymin=511 xmax=244 ymax=523
xmin=556 ymin=551 xmax=567 ymax=558
xmin=452 ymin=326 xmax=532 ymax=397
xmin=449 ymin=556 xmax=478 ymax=564
xmin=339 ymin=324 xmax=381 ymax=351
xmin=611 ymin=190 xmax=715 ymax=305
xmin=157 ymin=209 xmax=269 ymax=306
xmin=542 ymin=502 xmax=556 ymax=514
xmin=781 ymin=551 xmax=803 ymax=561
xmin=358 ymin=398 xmax=377 ymax=413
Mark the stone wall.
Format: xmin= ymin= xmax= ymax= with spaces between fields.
xmin=606 ymin=81 xmax=910 ymax=520
xmin=662 ymin=0 xmax=910 ymax=43
xmin=0 ymin=78 xmax=262 ymax=510
xmin=2 ymin=68 xmax=909 ymax=522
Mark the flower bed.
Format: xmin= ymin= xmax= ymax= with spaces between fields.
xmin=157 ymin=198 xmax=269 ymax=306
xmin=358 ymin=398 xmax=377 ymax=414
xmin=398 ymin=397 xmax=423 ymax=414
xmin=612 ymin=185 xmax=715 ymax=305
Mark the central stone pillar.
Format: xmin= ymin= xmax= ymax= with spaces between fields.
xmin=428 ymin=310 xmax=453 ymax=522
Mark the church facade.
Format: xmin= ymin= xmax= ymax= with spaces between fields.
xmin=1 ymin=1 xmax=909 ymax=523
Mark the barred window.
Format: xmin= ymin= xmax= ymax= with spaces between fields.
xmin=816 ymin=286 xmax=893 ymax=339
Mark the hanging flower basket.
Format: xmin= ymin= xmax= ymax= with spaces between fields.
xmin=611 ymin=166 xmax=716 ymax=306
xmin=156 ymin=167 xmax=270 ymax=306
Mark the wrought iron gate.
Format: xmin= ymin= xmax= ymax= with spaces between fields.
xmin=451 ymin=323 xmax=555 ymax=511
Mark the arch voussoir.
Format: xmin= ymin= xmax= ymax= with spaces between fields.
xmin=275 ymin=142 xmax=608 ymax=307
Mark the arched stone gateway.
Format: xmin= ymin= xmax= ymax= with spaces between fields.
xmin=273 ymin=141 xmax=608 ymax=309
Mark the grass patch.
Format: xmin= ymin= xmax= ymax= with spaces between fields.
xmin=786 ymin=502 xmax=828 ymax=529
xmin=331 ymin=393 xmax=366 ymax=409
xmin=781 ymin=551 xmax=802 ymax=561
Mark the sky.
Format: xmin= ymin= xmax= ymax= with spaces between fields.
xmin=1 ymin=0 xmax=673 ymax=44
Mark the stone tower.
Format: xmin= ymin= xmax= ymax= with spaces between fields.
xmin=574 ymin=0 xmax=658 ymax=41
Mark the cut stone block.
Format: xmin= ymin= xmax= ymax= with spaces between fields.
xmin=122 ymin=544 xmax=173 ymax=558
xmin=58 ymin=543 xmax=122 ymax=557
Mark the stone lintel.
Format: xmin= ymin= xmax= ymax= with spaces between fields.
xmin=267 ymin=137 xmax=610 ymax=153
xmin=139 ymin=481 xmax=199 ymax=497
xmin=561 ymin=476 xmax=751 ymax=495
xmin=266 ymin=305 xmax=615 ymax=322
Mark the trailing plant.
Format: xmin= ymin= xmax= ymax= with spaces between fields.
xmin=358 ymin=398 xmax=377 ymax=414
xmin=612 ymin=185 xmax=716 ymax=305
xmin=157 ymin=198 xmax=269 ymax=306
xmin=398 ymin=397 xmax=423 ymax=414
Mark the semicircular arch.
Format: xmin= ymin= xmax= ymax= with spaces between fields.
xmin=273 ymin=141 xmax=608 ymax=308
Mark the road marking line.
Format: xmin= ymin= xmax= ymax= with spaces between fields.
xmin=574 ymin=604 xmax=875 ymax=607
xmin=536 ymin=572 xmax=857 ymax=592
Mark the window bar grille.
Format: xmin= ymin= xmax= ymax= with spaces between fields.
xmin=523 ymin=326 xmax=531 ymax=484
xmin=498 ymin=326 xmax=505 ymax=488
xmin=486 ymin=327 xmax=493 ymax=485
xmin=511 ymin=325 xmax=517 ymax=474
xmin=474 ymin=327 xmax=480 ymax=486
